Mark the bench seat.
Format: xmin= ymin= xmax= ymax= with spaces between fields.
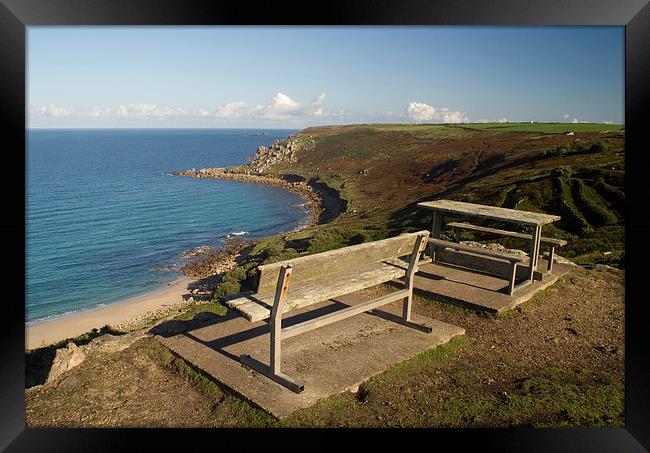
xmin=428 ymin=238 xmax=526 ymax=295
xmin=447 ymin=222 xmax=567 ymax=246
xmin=428 ymin=238 xmax=528 ymax=263
xmin=447 ymin=221 xmax=567 ymax=273
xmin=226 ymin=257 xmax=410 ymax=322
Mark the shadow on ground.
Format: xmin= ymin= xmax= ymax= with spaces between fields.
xmin=25 ymin=325 xmax=124 ymax=388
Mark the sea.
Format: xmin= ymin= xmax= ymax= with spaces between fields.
xmin=26 ymin=128 xmax=305 ymax=324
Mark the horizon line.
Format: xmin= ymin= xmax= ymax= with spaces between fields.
xmin=26 ymin=121 xmax=625 ymax=130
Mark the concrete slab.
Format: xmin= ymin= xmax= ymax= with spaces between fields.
xmin=156 ymin=294 xmax=465 ymax=419
xmin=413 ymin=257 xmax=573 ymax=314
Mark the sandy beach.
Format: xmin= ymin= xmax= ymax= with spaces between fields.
xmin=26 ymin=277 xmax=194 ymax=350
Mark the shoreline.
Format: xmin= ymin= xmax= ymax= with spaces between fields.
xmin=27 ymin=137 xmax=347 ymax=351
xmin=173 ymin=167 xmax=325 ymax=227
xmin=26 ymin=277 xmax=194 ymax=350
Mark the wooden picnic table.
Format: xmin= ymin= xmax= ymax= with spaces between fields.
xmin=417 ymin=199 xmax=561 ymax=288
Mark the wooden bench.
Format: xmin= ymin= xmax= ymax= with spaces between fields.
xmin=428 ymin=238 xmax=528 ymax=296
xmin=447 ymin=222 xmax=567 ymax=274
xmin=225 ymin=230 xmax=432 ymax=393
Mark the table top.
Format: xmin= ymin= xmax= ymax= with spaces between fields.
xmin=417 ymin=199 xmax=560 ymax=226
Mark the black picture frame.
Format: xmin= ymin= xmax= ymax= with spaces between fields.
xmin=2 ymin=0 xmax=648 ymax=450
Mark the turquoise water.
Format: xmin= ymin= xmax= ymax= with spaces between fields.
xmin=26 ymin=129 xmax=304 ymax=323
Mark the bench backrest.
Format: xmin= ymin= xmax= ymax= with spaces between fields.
xmin=255 ymin=230 xmax=430 ymax=294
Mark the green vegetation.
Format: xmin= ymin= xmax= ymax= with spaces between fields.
xmin=172 ymin=301 xmax=228 ymax=320
xmin=26 ymin=325 xmax=123 ymax=388
xmin=543 ymin=140 xmax=607 ymax=158
xmin=571 ymin=179 xmax=618 ymax=227
xmin=553 ymin=174 xmax=594 ymax=236
xmin=142 ymin=328 xmax=623 ymax=427
xmin=146 ymin=338 xmax=275 ymax=427
xmin=365 ymin=123 xmax=476 ymax=139
xmin=461 ymin=122 xmax=622 ymax=133
xmin=593 ymin=176 xmax=625 ymax=211
xmin=286 ymin=342 xmax=622 ymax=427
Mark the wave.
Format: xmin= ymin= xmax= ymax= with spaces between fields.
xmin=27 ymin=309 xmax=80 ymax=325
xmin=227 ymin=231 xmax=247 ymax=237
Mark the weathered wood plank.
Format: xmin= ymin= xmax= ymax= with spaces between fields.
xmin=256 ymin=231 xmax=429 ymax=294
xmin=428 ymin=238 xmax=527 ymax=263
xmin=226 ymin=258 xmax=410 ymax=322
xmin=447 ymin=222 xmax=567 ymax=246
xmin=281 ymin=289 xmax=410 ymax=339
xmin=435 ymin=248 xmax=531 ymax=280
xmin=418 ymin=200 xmax=560 ymax=226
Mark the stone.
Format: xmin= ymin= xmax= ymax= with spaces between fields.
xmin=84 ymin=331 xmax=147 ymax=355
xmin=46 ymin=342 xmax=87 ymax=383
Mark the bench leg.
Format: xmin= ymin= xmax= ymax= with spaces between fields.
xmin=429 ymin=211 xmax=442 ymax=262
xmin=239 ymin=265 xmax=305 ymax=394
xmin=528 ymin=225 xmax=542 ymax=282
xmin=396 ymin=234 xmax=433 ymax=333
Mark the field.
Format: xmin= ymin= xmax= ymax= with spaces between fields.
xmin=458 ymin=122 xmax=623 ymax=133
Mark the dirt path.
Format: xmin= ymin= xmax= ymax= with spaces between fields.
xmin=474 ymin=141 xmax=489 ymax=169
xmin=25 ymin=265 xmax=624 ymax=427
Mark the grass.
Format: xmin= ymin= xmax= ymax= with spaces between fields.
xmin=282 ymin=335 xmax=469 ymax=427
xmin=144 ymin=338 xmax=276 ymax=427
xmin=172 ymin=301 xmax=228 ymax=321
xmin=26 ymin=325 xmax=124 ymax=388
xmin=460 ymin=122 xmax=623 ymax=133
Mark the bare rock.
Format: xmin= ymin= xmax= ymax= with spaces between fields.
xmin=84 ymin=331 xmax=147 ymax=355
xmin=505 ymin=248 xmax=529 ymax=258
xmin=483 ymin=243 xmax=507 ymax=252
xmin=46 ymin=342 xmax=87 ymax=383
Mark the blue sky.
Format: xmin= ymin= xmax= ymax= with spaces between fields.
xmin=27 ymin=27 xmax=624 ymax=128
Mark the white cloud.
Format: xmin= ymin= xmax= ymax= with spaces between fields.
xmin=440 ymin=109 xmax=470 ymax=124
xmin=406 ymin=102 xmax=437 ymax=121
xmin=405 ymin=102 xmax=468 ymax=123
xmin=309 ymin=93 xmax=327 ymax=116
xmin=114 ymin=103 xmax=188 ymax=119
xmin=29 ymin=104 xmax=71 ymax=118
xmin=478 ymin=118 xmax=509 ymax=123
xmin=563 ymin=113 xmax=588 ymax=124
xmin=28 ymin=91 xmax=340 ymax=126
xmin=263 ymin=92 xmax=302 ymax=119
xmin=213 ymin=101 xmax=250 ymax=119
xmin=199 ymin=92 xmax=334 ymax=121
xmin=312 ymin=93 xmax=326 ymax=106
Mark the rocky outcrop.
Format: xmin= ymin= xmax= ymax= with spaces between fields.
xmin=46 ymin=331 xmax=148 ymax=384
xmin=247 ymin=134 xmax=302 ymax=173
xmin=179 ymin=237 xmax=247 ymax=280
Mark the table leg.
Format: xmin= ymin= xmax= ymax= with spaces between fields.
xmin=429 ymin=210 xmax=442 ymax=262
xmin=528 ymin=224 xmax=542 ymax=282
